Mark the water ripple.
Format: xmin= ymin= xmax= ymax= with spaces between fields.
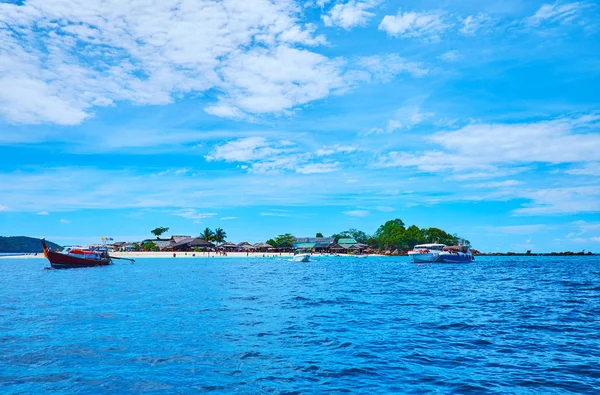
xmin=0 ymin=256 xmax=599 ymax=393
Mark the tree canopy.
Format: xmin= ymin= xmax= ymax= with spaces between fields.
xmin=316 ymin=232 xmax=324 ymax=237
xmin=200 ymin=227 xmax=214 ymax=242
xmin=151 ymin=227 xmax=169 ymax=239
xmin=213 ymin=228 xmax=227 ymax=244
xmin=332 ymin=228 xmax=369 ymax=243
xmin=273 ymin=233 xmax=295 ymax=247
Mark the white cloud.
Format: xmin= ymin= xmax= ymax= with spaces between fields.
xmin=206 ymin=46 xmax=346 ymax=117
xmin=173 ymin=209 xmax=218 ymax=221
xmin=0 ymin=0 xmax=340 ymax=125
xmin=460 ymin=14 xmax=493 ymax=35
xmin=526 ymin=2 xmax=588 ymax=27
xmin=343 ymin=209 xmax=370 ymax=217
xmin=60 ymin=219 xmax=70 ymax=223
xmin=260 ymin=212 xmax=291 ymax=217
xmin=205 ymin=137 xmax=291 ymax=163
xmin=356 ymin=54 xmax=430 ymax=81
xmin=514 ymin=186 xmax=600 ymax=215
xmin=220 ymin=216 xmax=237 ymax=220
xmin=374 ymin=206 xmax=394 ymax=212
xmin=296 ymin=162 xmax=339 ymax=174
xmin=378 ymin=114 xmax=600 ymax=173
xmin=0 ymin=205 xmax=8 ymax=211
xmin=566 ymin=162 xmax=600 ymax=176
xmin=36 ymin=211 xmax=50 ymax=215
xmin=364 ymin=100 xmax=432 ymax=135
xmin=471 ymin=180 xmax=523 ymax=188
xmin=378 ymin=9 xmax=450 ymax=39
xmin=322 ymin=1 xmax=378 ymax=30
xmin=315 ymin=145 xmax=358 ymax=156
xmin=439 ymin=50 xmax=461 ymax=63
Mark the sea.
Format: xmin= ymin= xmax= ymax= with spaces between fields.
xmin=1 ymin=256 xmax=599 ymax=394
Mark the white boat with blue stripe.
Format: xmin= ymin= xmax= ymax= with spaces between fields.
xmin=408 ymin=244 xmax=446 ymax=263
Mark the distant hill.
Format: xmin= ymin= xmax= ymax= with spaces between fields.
xmin=0 ymin=237 xmax=62 ymax=253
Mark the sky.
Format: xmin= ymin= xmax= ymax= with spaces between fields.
xmin=1 ymin=0 xmax=599 ymax=252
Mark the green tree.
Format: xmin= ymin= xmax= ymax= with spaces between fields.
xmin=151 ymin=227 xmax=169 ymax=239
xmin=332 ymin=228 xmax=370 ymax=243
xmin=213 ymin=228 xmax=227 ymax=245
xmin=200 ymin=227 xmax=214 ymax=241
xmin=142 ymin=241 xmax=158 ymax=251
xmin=374 ymin=219 xmax=408 ymax=250
xmin=404 ymin=225 xmax=426 ymax=249
xmin=266 ymin=239 xmax=277 ymax=247
xmin=422 ymin=227 xmax=458 ymax=246
xmin=316 ymin=232 xmax=324 ymax=238
xmin=274 ymin=233 xmax=295 ymax=247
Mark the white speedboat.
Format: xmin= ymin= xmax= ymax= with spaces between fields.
xmin=408 ymin=244 xmax=446 ymax=263
xmin=292 ymin=253 xmax=311 ymax=262
xmin=438 ymin=245 xmax=474 ymax=263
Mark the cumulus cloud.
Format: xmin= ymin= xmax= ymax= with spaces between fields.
xmin=378 ymin=114 xmax=600 ymax=173
xmin=322 ymin=1 xmax=379 ymax=29
xmin=0 ymin=0 xmax=339 ymax=125
xmin=378 ymin=9 xmax=450 ymax=39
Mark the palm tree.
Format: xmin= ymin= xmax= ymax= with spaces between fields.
xmin=200 ymin=227 xmax=214 ymax=242
xmin=213 ymin=228 xmax=227 ymax=245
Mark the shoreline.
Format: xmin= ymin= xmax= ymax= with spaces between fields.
xmin=0 ymin=252 xmax=384 ymax=259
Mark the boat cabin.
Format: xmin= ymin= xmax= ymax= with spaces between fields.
xmin=414 ymin=244 xmax=446 ymax=251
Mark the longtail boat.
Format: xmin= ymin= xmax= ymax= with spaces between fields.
xmin=42 ymin=239 xmax=112 ymax=269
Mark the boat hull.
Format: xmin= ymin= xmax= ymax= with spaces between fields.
xmin=408 ymin=252 xmax=439 ymax=263
xmin=292 ymin=254 xmax=311 ymax=262
xmin=437 ymin=252 xmax=473 ymax=263
xmin=46 ymin=251 xmax=112 ymax=269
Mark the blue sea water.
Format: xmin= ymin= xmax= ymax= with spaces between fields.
xmin=1 ymin=256 xmax=599 ymax=394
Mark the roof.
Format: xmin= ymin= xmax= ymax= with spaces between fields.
xmin=171 ymin=235 xmax=192 ymax=243
xmin=338 ymin=238 xmax=357 ymax=245
xmin=415 ymin=244 xmax=446 ymax=248
xmin=170 ymin=237 xmax=195 ymax=248
xmin=237 ymin=241 xmax=251 ymax=246
xmin=220 ymin=242 xmax=237 ymax=247
xmin=330 ymin=243 xmax=348 ymax=250
xmin=154 ymin=240 xmax=172 ymax=248
xmin=293 ymin=242 xmax=316 ymax=249
xmin=188 ymin=238 xmax=215 ymax=247
xmin=254 ymin=242 xmax=273 ymax=248
xmin=294 ymin=237 xmax=334 ymax=243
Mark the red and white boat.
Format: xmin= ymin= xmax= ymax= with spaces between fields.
xmin=42 ymin=239 xmax=112 ymax=269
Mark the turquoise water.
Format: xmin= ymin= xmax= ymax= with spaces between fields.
xmin=1 ymin=256 xmax=599 ymax=394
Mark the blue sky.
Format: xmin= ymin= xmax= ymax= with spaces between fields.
xmin=1 ymin=0 xmax=600 ymax=252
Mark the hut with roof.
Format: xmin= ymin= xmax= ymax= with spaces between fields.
xmin=218 ymin=241 xmax=237 ymax=252
xmin=253 ymin=242 xmax=273 ymax=252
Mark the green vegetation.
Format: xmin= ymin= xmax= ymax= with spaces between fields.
xmin=316 ymin=232 xmax=324 ymax=237
xmin=272 ymin=233 xmax=295 ymax=248
xmin=371 ymin=219 xmax=468 ymax=251
xmin=332 ymin=228 xmax=369 ymax=243
xmin=151 ymin=227 xmax=169 ymax=239
xmin=142 ymin=241 xmax=158 ymax=251
xmin=0 ymin=236 xmax=62 ymax=253
xmin=213 ymin=228 xmax=227 ymax=245
xmin=200 ymin=227 xmax=214 ymax=242
xmin=265 ymin=239 xmax=277 ymax=247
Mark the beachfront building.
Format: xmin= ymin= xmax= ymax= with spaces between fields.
xmin=218 ymin=242 xmax=237 ymax=252
xmin=293 ymin=237 xmax=335 ymax=253
xmin=253 ymin=242 xmax=273 ymax=252
xmin=170 ymin=237 xmax=215 ymax=252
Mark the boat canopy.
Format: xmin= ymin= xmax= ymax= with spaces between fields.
xmin=444 ymin=245 xmax=470 ymax=253
xmin=414 ymin=244 xmax=446 ymax=249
